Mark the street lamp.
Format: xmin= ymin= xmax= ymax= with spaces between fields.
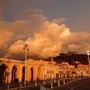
xmin=23 ymin=44 xmax=29 ymax=61
xmin=86 ymin=51 xmax=90 ymax=73
xmin=23 ymin=43 xmax=29 ymax=85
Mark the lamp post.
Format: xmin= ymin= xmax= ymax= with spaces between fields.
xmin=87 ymin=51 xmax=90 ymax=74
xmin=23 ymin=44 xmax=29 ymax=85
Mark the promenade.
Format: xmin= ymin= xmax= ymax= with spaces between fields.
xmin=51 ymin=77 xmax=90 ymax=90
xmin=3 ymin=77 xmax=90 ymax=90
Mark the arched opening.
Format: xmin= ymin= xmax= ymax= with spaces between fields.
xmin=30 ymin=68 xmax=33 ymax=82
xmin=0 ymin=64 xmax=8 ymax=85
xmin=22 ymin=67 xmax=25 ymax=83
xmin=11 ymin=65 xmax=18 ymax=83
xmin=37 ymin=67 xmax=41 ymax=80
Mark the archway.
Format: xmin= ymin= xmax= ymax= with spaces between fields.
xmin=0 ymin=64 xmax=8 ymax=85
xmin=30 ymin=68 xmax=34 ymax=82
xmin=11 ymin=65 xmax=18 ymax=83
xmin=37 ymin=67 xmax=41 ymax=80
xmin=22 ymin=66 xmax=25 ymax=83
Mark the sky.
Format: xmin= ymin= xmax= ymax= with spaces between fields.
xmin=0 ymin=0 xmax=90 ymax=60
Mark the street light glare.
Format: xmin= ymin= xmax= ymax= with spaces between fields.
xmin=86 ymin=50 xmax=90 ymax=74
xmin=87 ymin=51 xmax=90 ymax=55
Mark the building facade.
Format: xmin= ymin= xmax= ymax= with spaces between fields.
xmin=0 ymin=58 xmax=89 ymax=85
xmin=0 ymin=58 xmax=59 ymax=85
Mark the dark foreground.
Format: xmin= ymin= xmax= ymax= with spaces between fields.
xmin=51 ymin=78 xmax=90 ymax=90
xmin=3 ymin=77 xmax=90 ymax=90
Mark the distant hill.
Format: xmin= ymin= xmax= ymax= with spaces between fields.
xmin=48 ymin=52 xmax=88 ymax=65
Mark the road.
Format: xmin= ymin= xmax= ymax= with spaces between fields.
xmin=51 ymin=78 xmax=90 ymax=90
xmin=5 ymin=77 xmax=90 ymax=90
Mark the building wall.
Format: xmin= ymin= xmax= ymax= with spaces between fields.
xmin=0 ymin=58 xmax=89 ymax=85
xmin=0 ymin=58 xmax=59 ymax=84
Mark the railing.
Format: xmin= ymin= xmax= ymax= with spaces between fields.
xmin=40 ymin=76 xmax=88 ymax=90
xmin=0 ymin=76 xmax=88 ymax=90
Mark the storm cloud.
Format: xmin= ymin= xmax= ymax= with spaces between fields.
xmin=0 ymin=2 xmax=90 ymax=60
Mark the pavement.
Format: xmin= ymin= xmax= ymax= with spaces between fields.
xmin=5 ymin=77 xmax=90 ymax=90
xmin=50 ymin=78 xmax=90 ymax=90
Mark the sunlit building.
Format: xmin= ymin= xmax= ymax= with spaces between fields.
xmin=0 ymin=58 xmax=59 ymax=85
xmin=0 ymin=58 xmax=89 ymax=85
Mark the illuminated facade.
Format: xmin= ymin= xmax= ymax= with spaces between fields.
xmin=0 ymin=58 xmax=59 ymax=85
xmin=0 ymin=58 xmax=88 ymax=85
